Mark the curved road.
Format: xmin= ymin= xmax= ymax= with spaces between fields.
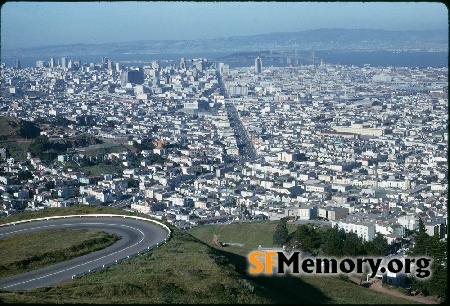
xmin=0 ymin=215 xmax=169 ymax=290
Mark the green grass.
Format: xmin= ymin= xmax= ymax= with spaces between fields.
xmin=0 ymin=121 xmax=17 ymax=137
xmin=189 ymin=222 xmax=418 ymax=304
xmin=0 ymin=206 xmax=138 ymax=225
xmin=0 ymin=207 xmax=418 ymax=304
xmin=61 ymin=161 xmax=122 ymax=175
xmin=77 ymin=142 xmax=129 ymax=156
xmin=188 ymin=220 xmax=299 ymax=254
xmin=0 ymin=229 xmax=118 ymax=278
xmin=84 ymin=143 xmax=132 ymax=157
xmin=432 ymin=129 xmax=447 ymax=136
xmin=0 ymin=140 xmax=31 ymax=160
xmin=80 ymin=163 xmax=124 ymax=176
xmin=0 ymin=116 xmax=40 ymax=139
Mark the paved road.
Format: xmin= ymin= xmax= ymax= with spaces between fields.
xmin=225 ymin=102 xmax=257 ymax=162
xmin=0 ymin=216 xmax=168 ymax=290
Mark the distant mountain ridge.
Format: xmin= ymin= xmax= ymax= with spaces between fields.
xmin=2 ymin=28 xmax=448 ymax=59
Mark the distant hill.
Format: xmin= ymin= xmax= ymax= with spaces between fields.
xmin=0 ymin=116 xmax=40 ymax=140
xmin=3 ymin=28 xmax=447 ymax=59
xmin=215 ymin=28 xmax=448 ymax=49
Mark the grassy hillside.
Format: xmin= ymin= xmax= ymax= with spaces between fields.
xmin=0 ymin=116 xmax=40 ymax=139
xmin=0 ymin=116 xmax=40 ymax=160
xmin=0 ymin=206 xmax=417 ymax=304
xmin=0 ymin=140 xmax=31 ymax=160
xmin=0 ymin=205 xmax=139 ymax=225
xmin=188 ymin=222 xmax=420 ymax=304
xmin=0 ymin=229 xmax=118 ymax=278
xmin=188 ymin=220 xmax=298 ymax=252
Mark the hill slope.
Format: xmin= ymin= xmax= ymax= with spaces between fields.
xmin=0 ymin=206 xmax=416 ymax=304
xmin=0 ymin=116 xmax=41 ymax=140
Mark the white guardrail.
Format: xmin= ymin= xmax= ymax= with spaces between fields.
xmin=0 ymin=214 xmax=171 ymax=280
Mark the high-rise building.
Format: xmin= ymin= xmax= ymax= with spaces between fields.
xmin=61 ymin=57 xmax=67 ymax=69
xmin=255 ymin=56 xmax=262 ymax=74
xmin=218 ymin=62 xmax=229 ymax=74
xmin=115 ymin=62 xmax=120 ymax=71
xmin=36 ymin=60 xmax=46 ymax=68
xmin=107 ymin=58 xmax=113 ymax=70
xmin=151 ymin=60 xmax=160 ymax=70
xmin=194 ymin=59 xmax=204 ymax=71
xmin=73 ymin=59 xmax=81 ymax=70
xmin=14 ymin=59 xmax=21 ymax=69
xmin=180 ymin=58 xmax=186 ymax=69
xmin=121 ymin=68 xmax=144 ymax=87
xmin=50 ymin=57 xmax=55 ymax=68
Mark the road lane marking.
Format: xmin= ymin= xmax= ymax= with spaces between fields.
xmin=0 ymin=221 xmax=148 ymax=289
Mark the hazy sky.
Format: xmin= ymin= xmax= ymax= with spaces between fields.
xmin=1 ymin=1 xmax=448 ymax=49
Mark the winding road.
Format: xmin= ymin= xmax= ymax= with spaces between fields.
xmin=0 ymin=215 xmax=170 ymax=290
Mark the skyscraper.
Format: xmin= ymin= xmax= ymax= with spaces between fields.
xmin=73 ymin=59 xmax=81 ymax=70
xmin=61 ymin=57 xmax=67 ymax=69
xmin=151 ymin=60 xmax=160 ymax=70
xmin=14 ymin=59 xmax=21 ymax=69
xmin=194 ymin=59 xmax=204 ymax=71
xmin=255 ymin=57 xmax=262 ymax=74
xmin=36 ymin=61 xmax=46 ymax=68
xmin=180 ymin=58 xmax=186 ymax=69
xmin=120 ymin=68 xmax=144 ymax=87
xmin=50 ymin=57 xmax=55 ymax=68
xmin=107 ymin=58 xmax=113 ymax=70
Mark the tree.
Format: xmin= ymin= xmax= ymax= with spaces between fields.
xmin=28 ymin=135 xmax=49 ymax=158
xmin=295 ymin=224 xmax=320 ymax=253
xmin=273 ymin=217 xmax=289 ymax=247
xmin=321 ymin=225 xmax=344 ymax=257
xmin=408 ymin=218 xmax=447 ymax=299
xmin=363 ymin=233 xmax=389 ymax=256
xmin=424 ymin=235 xmax=447 ymax=299
xmin=411 ymin=218 xmax=430 ymax=255
xmin=18 ymin=170 xmax=34 ymax=181
xmin=44 ymin=180 xmax=55 ymax=191
xmin=342 ymin=231 xmax=365 ymax=256
xmin=127 ymin=178 xmax=139 ymax=188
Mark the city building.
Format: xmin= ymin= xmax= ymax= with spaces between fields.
xmin=61 ymin=57 xmax=67 ymax=69
xmin=332 ymin=220 xmax=376 ymax=241
xmin=255 ymin=56 xmax=262 ymax=74
xmin=318 ymin=206 xmax=349 ymax=221
xmin=14 ymin=59 xmax=21 ymax=69
xmin=36 ymin=61 xmax=46 ymax=68
xmin=120 ymin=69 xmax=144 ymax=87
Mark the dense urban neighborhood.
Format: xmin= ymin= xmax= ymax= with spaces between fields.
xmin=1 ymin=0 xmax=448 ymax=303
xmin=0 ymin=56 xmax=447 ymax=248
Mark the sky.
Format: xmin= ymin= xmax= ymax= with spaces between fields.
xmin=1 ymin=1 xmax=448 ymax=49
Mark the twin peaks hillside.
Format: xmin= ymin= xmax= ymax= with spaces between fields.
xmin=0 ymin=116 xmax=40 ymax=140
xmin=0 ymin=206 xmax=418 ymax=304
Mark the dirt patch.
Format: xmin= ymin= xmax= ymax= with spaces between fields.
xmin=347 ymin=276 xmax=439 ymax=304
